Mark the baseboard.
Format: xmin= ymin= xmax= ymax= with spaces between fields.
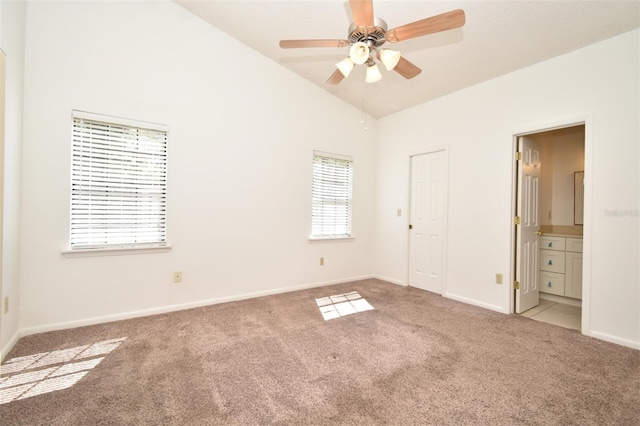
xmin=1 ymin=329 xmax=21 ymax=363
xmin=11 ymin=277 xmax=638 ymax=354
xmin=588 ymin=330 xmax=640 ymax=350
xmin=373 ymin=275 xmax=405 ymax=286
xmin=444 ymin=292 xmax=508 ymax=314
xmin=17 ymin=275 xmax=375 ymax=338
xmin=373 ymin=281 xmax=507 ymax=313
xmin=310 ymin=275 xmax=375 ymax=288
xmin=540 ymin=293 xmax=582 ymax=307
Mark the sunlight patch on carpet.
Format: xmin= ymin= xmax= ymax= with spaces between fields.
xmin=0 ymin=337 xmax=126 ymax=404
xmin=315 ymin=291 xmax=374 ymax=320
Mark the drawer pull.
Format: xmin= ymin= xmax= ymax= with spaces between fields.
xmin=548 ymin=260 xmax=553 ymax=265
xmin=548 ymin=242 xmax=553 ymax=247
xmin=547 ymin=282 xmax=552 ymax=287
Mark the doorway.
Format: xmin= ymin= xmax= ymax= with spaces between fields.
xmin=513 ymin=125 xmax=585 ymax=330
xmin=408 ymin=150 xmax=447 ymax=294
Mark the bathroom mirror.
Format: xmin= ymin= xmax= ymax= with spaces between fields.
xmin=574 ymin=171 xmax=584 ymax=225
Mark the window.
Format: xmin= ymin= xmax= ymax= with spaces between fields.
xmin=311 ymin=151 xmax=353 ymax=239
xmin=70 ymin=111 xmax=168 ymax=250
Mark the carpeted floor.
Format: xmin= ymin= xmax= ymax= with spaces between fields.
xmin=1 ymin=279 xmax=639 ymax=425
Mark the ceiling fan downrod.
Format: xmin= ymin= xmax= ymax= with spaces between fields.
xmin=348 ymin=17 xmax=388 ymax=48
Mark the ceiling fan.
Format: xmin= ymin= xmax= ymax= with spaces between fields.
xmin=279 ymin=0 xmax=466 ymax=85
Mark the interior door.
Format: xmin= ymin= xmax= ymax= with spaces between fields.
xmin=515 ymin=136 xmax=541 ymax=313
xmin=0 ymin=51 xmax=5 ymax=346
xmin=409 ymin=150 xmax=447 ymax=293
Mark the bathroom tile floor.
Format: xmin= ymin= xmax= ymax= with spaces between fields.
xmin=521 ymin=299 xmax=581 ymax=331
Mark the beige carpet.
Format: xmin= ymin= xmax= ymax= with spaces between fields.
xmin=1 ymin=279 xmax=639 ymax=425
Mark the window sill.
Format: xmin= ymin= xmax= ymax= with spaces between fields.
xmin=62 ymin=244 xmax=172 ymax=258
xmin=308 ymin=236 xmax=354 ymax=242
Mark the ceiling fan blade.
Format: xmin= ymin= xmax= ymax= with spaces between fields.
xmin=349 ymin=0 xmax=374 ymax=27
xmin=326 ymin=69 xmax=345 ymax=85
xmin=385 ymin=9 xmax=466 ymax=43
xmin=279 ymin=39 xmax=349 ymax=49
xmin=393 ymin=56 xmax=422 ymax=79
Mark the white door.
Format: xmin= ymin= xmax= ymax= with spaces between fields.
xmin=515 ymin=136 xmax=541 ymax=313
xmin=409 ymin=151 xmax=447 ymax=293
xmin=0 ymin=52 xmax=5 ymax=342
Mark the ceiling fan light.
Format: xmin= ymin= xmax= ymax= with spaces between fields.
xmin=349 ymin=42 xmax=370 ymax=65
xmin=336 ymin=57 xmax=355 ymax=78
xmin=365 ymin=63 xmax=382 ymax=83
xmin=379 ymin=49 xmax=401 ymax=71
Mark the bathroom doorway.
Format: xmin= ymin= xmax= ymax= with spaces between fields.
xmin=513 ymin=124 xmax=585 ymax=330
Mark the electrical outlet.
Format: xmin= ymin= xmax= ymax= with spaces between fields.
xmin=173 ymin=272 xmax=182 ymax=283
xmin=495 ymin=273 xmax=503 ymax=285
xmin=3 ymin=297 xmax=8 ymax=314
xmin=320 ymin=257 xmax=324 ymax=266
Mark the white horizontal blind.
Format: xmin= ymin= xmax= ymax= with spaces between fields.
xmin=70 ymin=112 xmax=168 ymax=249
xmin=311 ymin=152 xmax=353 ymax=239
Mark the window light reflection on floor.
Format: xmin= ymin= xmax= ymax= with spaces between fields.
xmin=0 ymin=337 xmax=126 ymax=404
xmin=316 ymin=291 xmax=374 ymax=320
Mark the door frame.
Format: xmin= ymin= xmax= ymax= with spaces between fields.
xmin=407 ymin=147 xmax=449 ymax=296
xmin=509 ymin=115 xmax=593 ymax=336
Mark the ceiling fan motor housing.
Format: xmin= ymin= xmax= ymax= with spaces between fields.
xmin=348 ymin=17 xmax=388 ymax=48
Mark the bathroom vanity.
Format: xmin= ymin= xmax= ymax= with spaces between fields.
xmin=539 ymin=234 xmax=583 ymax=300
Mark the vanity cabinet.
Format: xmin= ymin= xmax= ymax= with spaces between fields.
xmin=565 ymin=249 xmax=583 ymax=299
xmin=539 ymin=236 xmax=583 ymax=299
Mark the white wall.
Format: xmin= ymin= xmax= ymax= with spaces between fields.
xmin=18 ymin=1 xmax=375 ymax=333
xmin=375 ymin=30 xmax=639 ymax=348
xmin=536 ymin=127 xmax=585 ymax=226
xmin=8 ymin=1 xmax=639 ymax=353
xmin=0 ymin=0 xmax=26 ymax=360
xmin=548 ymin=131 xmax=585 ymax=225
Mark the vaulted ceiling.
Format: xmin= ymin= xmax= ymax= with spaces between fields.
xmin=176 ymin=1 xmax=640 ymax=118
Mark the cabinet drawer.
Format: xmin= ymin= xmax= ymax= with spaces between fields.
xmin=540 ymin=271 xmax=565 ymax=296
xmin=540 ymin=236 xmax=565 ymax=251
xmin=566 ymin=238 xmax=583 ymax=253
xmin=539 ymin=249 xmax=565 ymax=273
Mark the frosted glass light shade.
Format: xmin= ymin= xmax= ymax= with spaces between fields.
xmin=379 ymin=49 xmax=401 ymax=71
xmin=365 ymin=64 xmax=382 ymax=83
xmin=349 ymin=42 xmax=370 ymax=65
xmin=336 ymin=57 xmax=355 ymax=78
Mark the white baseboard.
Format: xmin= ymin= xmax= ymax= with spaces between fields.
xmin=587 ymin=330 xmax=640 ymax=350
xmin=310 ymin=275 xmax=375 ymax=288
xmin=373 ymin=281 xmax=507 ymax=314
xmin=1 ymin=329 xmax=21 ymax=363
xmin=373 ymin=275 xmax=405 ymax=286
xmin=444 ymin=292 xmax=508 ymax=314
xmin=540 ymin=293 xmax=582 ymax=307
xmin=10 ymin=276 xmax=639 ymax=355
xmin=18 ymin=275 xmax=375 ymax=338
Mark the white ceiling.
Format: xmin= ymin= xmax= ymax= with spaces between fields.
xmin=175 ymin=1 xmax=640 ymax=118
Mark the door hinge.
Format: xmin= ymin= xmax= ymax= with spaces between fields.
xmin=514 ymin=281 xmax=520 ymax=290
xmin=514 ymin=216 xmax=521 ymax=225
xmin=516 ymin=151 xmax=522 ymax=161
xmin=409 ymin=224 xmax=413 ymax=230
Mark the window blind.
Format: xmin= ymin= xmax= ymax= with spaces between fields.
xmin=311 ymin=152 xmax=353 ymax=239
xmin=70 ymin=112 xmax=168 ymax=249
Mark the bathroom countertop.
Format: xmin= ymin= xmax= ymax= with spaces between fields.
xmin=538 ymin=225 xmax=583 ymax=238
